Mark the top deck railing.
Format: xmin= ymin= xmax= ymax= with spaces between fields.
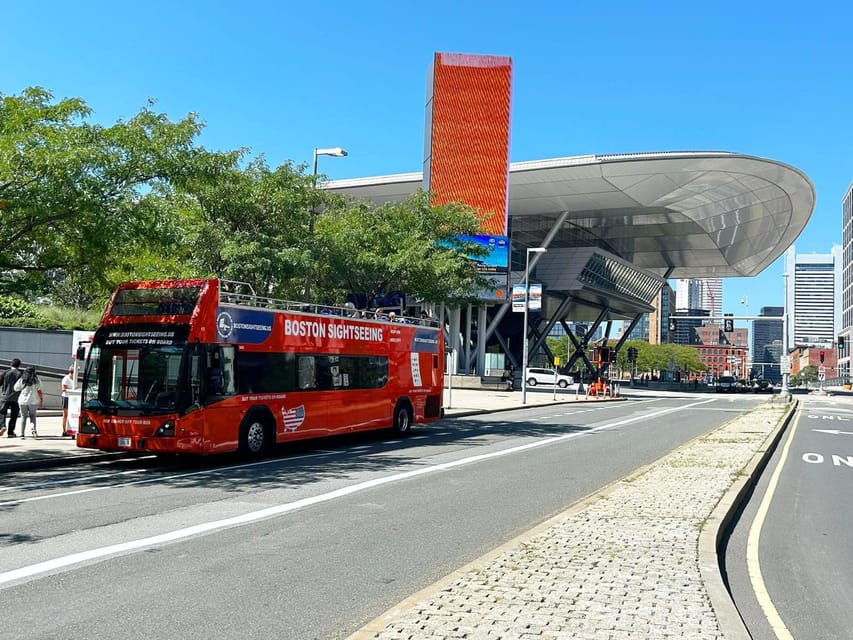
xmin=218 ymin=279 xmax=440 ymax=327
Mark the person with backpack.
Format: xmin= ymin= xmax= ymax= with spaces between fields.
xmin=1 ymin=359 xmax=24 ymax=437
xmin=14 ymin=365 xmax=43 ymax=439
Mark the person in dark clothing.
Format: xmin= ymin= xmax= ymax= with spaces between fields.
xmin=1 ymin=359 xmax=23 ymax=437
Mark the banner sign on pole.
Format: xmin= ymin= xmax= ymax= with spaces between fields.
xmin=512 ymin=285 xmax=526 ymax=312
xmin=511 ymin=284 xmax=543 ymax=312
xmin=529 ymin=284 xmax=542 ymax=311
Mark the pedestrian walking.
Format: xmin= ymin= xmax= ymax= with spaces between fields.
xmin=1 ymin=359 xmax=24 ymax=437
xmin=14 ymin=366 xmax=43 ymax=439
xmin=61 ymin=364 xmax=75 ymax=436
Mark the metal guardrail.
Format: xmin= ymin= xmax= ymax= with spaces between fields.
xmin=218 ymin=280 xmax=440 ymax=327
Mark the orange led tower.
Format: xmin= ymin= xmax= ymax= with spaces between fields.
xmin=424 ymin=52 xmax=512 ymax=236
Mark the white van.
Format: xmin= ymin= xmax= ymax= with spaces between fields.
xmin=525 ymin=368 xmax=574 ymax=388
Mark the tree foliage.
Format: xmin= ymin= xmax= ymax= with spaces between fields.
xmin=544 ymin=337 xmax=707 ymax=378
xmin=0 ymin=87 xmax=235 ymax=301
xmin=175 ymin=156 xmax=319 ymax=299
xmin=313 ymin=190 xmax=491 ymax=307
xmin=791 ymin=365 xmax=818 ymax=386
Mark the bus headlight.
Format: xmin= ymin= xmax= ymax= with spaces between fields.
xmin=154 ymin=421 xmax=175 ymax=437
xmin=80 ymin=418 xmax=100 ymax=434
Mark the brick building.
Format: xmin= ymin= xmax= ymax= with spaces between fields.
xmin=694 ymin=323 xmax=749 ymax=381
xmin=790 ymin=345 xmax=838 ymax=380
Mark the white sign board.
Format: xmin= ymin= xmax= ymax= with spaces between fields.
xmin=780 ymin=355 xmax=792 ymax=374
xmin=65 ymin=389 xmax=82 ymax=436
xmin=72 ymin=330 xmax=95 ymax=359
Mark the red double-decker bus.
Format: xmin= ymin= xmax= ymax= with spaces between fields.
xmin=76 ymin=278 xmax=444 ymax=456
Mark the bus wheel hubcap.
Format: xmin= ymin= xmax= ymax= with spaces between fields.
xmin=247 ymin=423 xmax=264 ymax=451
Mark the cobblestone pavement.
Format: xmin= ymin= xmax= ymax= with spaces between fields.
xmin=350 ymin=401 xmax=791 ymax=640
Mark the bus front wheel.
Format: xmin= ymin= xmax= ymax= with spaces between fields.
xmin=239 ymin=415 xmax=270 ymax=456
xmin=392 ymin=401 xmax=413 ymax=435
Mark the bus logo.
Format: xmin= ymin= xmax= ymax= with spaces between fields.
xmin=217 ymin=311 xmax=235 ymax=339
xmin=282 ymin=405 xmax=305 ymax=431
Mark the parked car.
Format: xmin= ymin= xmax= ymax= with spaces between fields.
xmin=525 ymin=367 xmax=574 ymax=388
xmin=715 ymin=375 xmax=737 ymax=393
xmin=752 ymin=379 xmax=774 ymax=393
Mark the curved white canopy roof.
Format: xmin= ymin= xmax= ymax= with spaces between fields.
xmin=327 ymin=151 xmax=815 ymax=280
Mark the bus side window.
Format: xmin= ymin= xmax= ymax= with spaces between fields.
xmin=297 ymin=356 xmax=317 ymax=390
xmin=208 ymin=345 xmax=236 ymax=398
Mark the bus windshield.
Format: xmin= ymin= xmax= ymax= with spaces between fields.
xmin=83 ymin=343 xmax=188 ymax=414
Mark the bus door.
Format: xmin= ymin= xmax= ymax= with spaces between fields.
xmin=198 ymin=344 xmax=237 ymax=451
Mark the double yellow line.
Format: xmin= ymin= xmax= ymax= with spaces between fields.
xmin=746 ymin=407 xmax=802 ymax=639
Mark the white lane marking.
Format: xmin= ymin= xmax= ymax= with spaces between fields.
xmin=0 ymin=398 xmax=715 ymax=586
xmin=746 ymin=408 xmax=800 ymax=640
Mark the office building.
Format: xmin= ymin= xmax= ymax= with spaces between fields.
xmin=674 ymin=278 xmax=722 ymax=320
xmin=752 ymin=306 xmax=783 ymax=383
xmin=841 ymin=183 xmax=853 ymax=380
xmin=670 ymin=309 xmax=709 ymax=345
xmin=625 ymin=313 xmax=650 ymax=341
xmin=649 ymin=282 xmax=675 ymax=344
xmin=698 ymin=278 xmax=723 ymax=319
xmin=784 ymin=245 xmax=842 ymax=350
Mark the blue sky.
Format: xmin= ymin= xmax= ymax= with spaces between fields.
xmin=4 ymin=1 xmax=848 ymax=320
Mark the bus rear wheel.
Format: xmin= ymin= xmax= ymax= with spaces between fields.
xmin=239 ymin=415 xmax=270 ymax=456
xmin=392 ymin=401 xmax=413 ymax=435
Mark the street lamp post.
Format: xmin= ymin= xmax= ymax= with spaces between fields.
xmin=306 ymin=147 xmax=348 ymax=301
xmin=522 ymin=247 xmax=547 ymax=404
xmin=313 ymin=147 xmax=348 ymax=179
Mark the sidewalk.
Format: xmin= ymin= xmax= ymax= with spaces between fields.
xmin=0 ymin=387 xmax=606 ymax=472
xmin=0 ymin=412 xmax=126 ymax=471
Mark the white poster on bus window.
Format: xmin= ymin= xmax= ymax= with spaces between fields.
xmin=410 ymin=352 xmax=423 ymax=387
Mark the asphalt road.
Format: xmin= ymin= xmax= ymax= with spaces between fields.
xmin=1 ymin=393 xmax=763 ymax=639
xmin=724 ymin=392 xmax=853 ymax=640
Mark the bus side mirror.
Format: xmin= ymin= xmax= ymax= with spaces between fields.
xmin=76 ymin=346 xmax=86 ymax=361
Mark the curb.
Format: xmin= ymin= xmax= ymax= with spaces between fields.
xmin=698 ymin=397 xmax=798 ymax=639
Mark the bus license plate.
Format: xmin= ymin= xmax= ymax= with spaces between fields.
xmin=118 ymin=437 xmax=132 ymax=448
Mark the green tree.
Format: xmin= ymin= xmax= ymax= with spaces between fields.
xmin=791 ymin=365 xmax=818 ymax=386
xmin=312 ymin=190 xmax=490 ymax=307
xmin=176 ymin=156 xmax=319 ymax=298
xmin=0 ymin=87 xmax=234 ymax=303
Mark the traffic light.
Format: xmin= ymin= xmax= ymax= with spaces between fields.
xmin=820 ymin=350 xmax=825 ymax=364
xmin=839 ymin=336 xmax=846 ymax=350
xmin=723 ymin=317 xmax=734 ymax=332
